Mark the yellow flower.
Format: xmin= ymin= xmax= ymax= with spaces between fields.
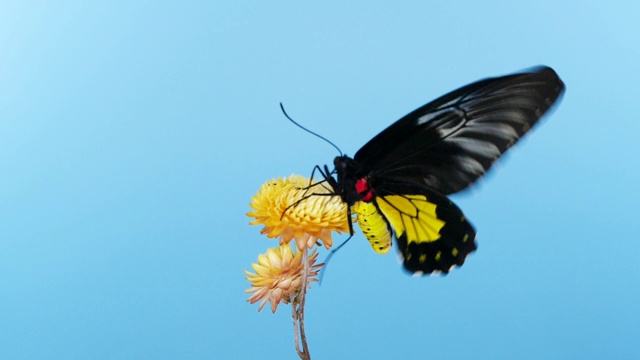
xmin=244 ymin=244 xmax=323 ymax=313
xmin=247 ymin=175 xmax=349 ymax=250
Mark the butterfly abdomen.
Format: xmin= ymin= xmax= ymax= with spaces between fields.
xmin=354 ymin=201 xmax=392 ymax=254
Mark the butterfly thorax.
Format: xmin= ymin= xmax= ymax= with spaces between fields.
xmin=333 ymin=155 xmax=373 ymax=206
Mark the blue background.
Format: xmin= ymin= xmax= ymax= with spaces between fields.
xmin=1 ymin=1 xmax=638 ymax=359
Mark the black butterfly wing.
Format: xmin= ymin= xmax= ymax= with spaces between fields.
xmin=354 ymin=66 xmax=565 ymax=195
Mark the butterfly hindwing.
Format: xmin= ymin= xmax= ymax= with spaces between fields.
xmin=354 ymin=184 xmax=477 ymax=275
xmin=395 ymin=195 xmax=476 ymax=274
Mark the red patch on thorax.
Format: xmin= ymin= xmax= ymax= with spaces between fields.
xmin=355 ymin=178 xmax=374 ymax=202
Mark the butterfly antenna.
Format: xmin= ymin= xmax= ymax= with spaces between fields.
xmin=280 ymin=103 xmax=343 ymax=156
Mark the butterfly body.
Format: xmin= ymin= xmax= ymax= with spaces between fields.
xmin=321 ymin=66 xmax=565 ymax=275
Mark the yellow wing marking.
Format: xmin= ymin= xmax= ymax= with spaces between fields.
xmin=376 ymin=195 xmax=445 ymax=244
xmin=354 ymin=201 xmax=392 ymax=254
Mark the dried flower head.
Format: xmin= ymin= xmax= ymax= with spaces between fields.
xmin=247 ymin=175 xmax=349 ymax=250
xmin=244 ymin=244 xmax=323 ymax=313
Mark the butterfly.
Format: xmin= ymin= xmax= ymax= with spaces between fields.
xmin=317 ymin=66 xmax=565 ymax=275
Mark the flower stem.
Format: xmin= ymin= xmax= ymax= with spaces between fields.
xmin=292 ymin=247 xmax=311 ymax=360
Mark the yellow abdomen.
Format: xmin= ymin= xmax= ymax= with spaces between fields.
xmin=354 ymin=202 xmax=392 ymax=254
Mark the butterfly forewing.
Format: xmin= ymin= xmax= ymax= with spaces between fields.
xmin=354 ymin=66 xmax=565 ymax=195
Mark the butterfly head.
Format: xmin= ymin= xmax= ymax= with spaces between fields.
xmin=332 ymin=155 xmax=369 ymax=206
